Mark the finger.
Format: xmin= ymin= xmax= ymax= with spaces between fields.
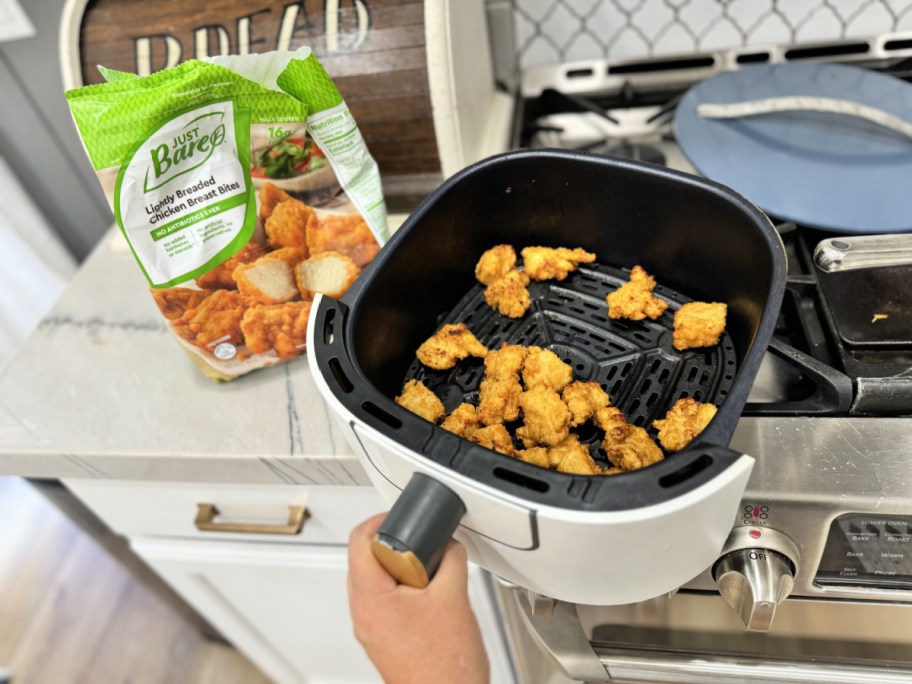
xmin=428 ymin=539 xmax=469 ymax=594
xmin=348 ymin=513 xmax=398 ymax=593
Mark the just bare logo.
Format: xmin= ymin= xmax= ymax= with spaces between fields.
xmin=145 ymin=110 xmax=228 ymax=191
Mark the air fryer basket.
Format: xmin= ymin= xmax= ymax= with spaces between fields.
xmin=312 ymin=149 xmax=786 ymax=513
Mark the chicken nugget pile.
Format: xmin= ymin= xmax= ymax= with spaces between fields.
xmin=398 ymin=338 xmax=717 ymax=476
xmin=150 ymin=181 xmax=378 ymax=376
xmin=394 ymin=244 xmax=729 ymax=476
xmin=476 ymin=244 xmax=596 ymax=318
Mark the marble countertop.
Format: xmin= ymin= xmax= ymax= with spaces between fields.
xmin=0 ymin=229 xmax=383 ymax=486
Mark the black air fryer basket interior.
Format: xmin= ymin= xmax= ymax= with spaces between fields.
xmin=313 ymin=150 xmax=787 ymax=511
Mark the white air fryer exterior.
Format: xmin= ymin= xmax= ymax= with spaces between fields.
xmin=308 ymin=308 xmax=755 ymax=605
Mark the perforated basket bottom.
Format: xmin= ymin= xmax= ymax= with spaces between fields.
xmin=404 ymin=263 xmax=737 ymax=466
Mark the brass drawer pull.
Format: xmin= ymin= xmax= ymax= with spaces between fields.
xmin=194 ymin=503 xmax=308 ymax=535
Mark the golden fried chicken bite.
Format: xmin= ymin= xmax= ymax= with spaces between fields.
xmin=478 ymin=378 xmax=523 ymax=428
xmin=195 ymin=242 xmax=267 ymax=290
xmin=606 ymin=265 xmax=668 ymax=321
xmin=440 ymin=402 xmax=481 ymax=437
xmin=653 ymin=397 xmax=718 ymax=452
xmin=294 ymin=251 xmax=361 ymax=300
xmin=596 ymin=406 xmax=664 ymax=471
xmin=475 ymin=245 xmax=517 ymax=285
xmin=172 ymin=289 xmax=250 ymax=351
xmin=468 ymin=424 xmax=515 ymax=456
xmin=307 ymin=212 xmax=379 ymax=268
xmin=550 ymin=436 xmax=602 ymax=475
xmin=516 ymin=387 xmax=571 ymax=448
xmin=478 ymin=374 xmax=524 ymax=426
xmin=395 ymin=379 xmax=446 ymax=424
xmin=673 ymin=302 xmax=727 ymax=351
xmin=416 ymin=323 xmax=488 ymax=370
xmin=257 ymin=181 xmax=293 ymax=221
xmin=521 ymin=246 xmax=596 ymax=281
xmin=265 ymin=199 xmax=316 ymax=253
xmin=484 ymin=343 xmax=529 ymax=378
xmin=522 ymin=347 xmax=573 ymax=392
xmin=240 ymin=300 xmax=312 ymax=359
xmin=476 ymin=344 xmax=528 ymax=425
xmin=261 ymin=246 xmax=307 ymax=268
xmin=152 ymin=287 xmax=212 ymax=321
xmin=233 ymin=250 xmax=301 ymax=305
xmin=484 ymin=269 xmax=531 ymax=318
xmin=514 ymin=446 xmax=550 ymax=469
xmin=562 ymin=381 xmax=611 ymax=427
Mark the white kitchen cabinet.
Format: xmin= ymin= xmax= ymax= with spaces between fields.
xmin=132 ymin=537 xmax=378 ymax=684
xmin=63 ymin=480 xmax=518 ymax=684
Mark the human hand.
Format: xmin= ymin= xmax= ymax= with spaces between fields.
xmin=348 ymin=513 xmax=490 ymax=684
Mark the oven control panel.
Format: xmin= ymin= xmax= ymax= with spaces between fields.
xmin=815 ymin=513 xmax=912 ymax=590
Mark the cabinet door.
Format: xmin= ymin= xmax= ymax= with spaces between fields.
xmin=132 ymin=538 xmax=379 ymax=684
xmin=133 ymin=537 xmax=518 ymax=684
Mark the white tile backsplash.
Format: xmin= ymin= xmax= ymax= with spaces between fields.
xmin=514 ymin=0 xmax=912 ymax=68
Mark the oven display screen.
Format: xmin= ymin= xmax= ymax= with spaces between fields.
xmin=816 ymin=514 xmax=912 ymax=589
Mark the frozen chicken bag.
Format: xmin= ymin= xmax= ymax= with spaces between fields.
xmin=65 ymin=48 xmax=388 ymax=380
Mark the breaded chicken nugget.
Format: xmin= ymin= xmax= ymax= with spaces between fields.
xmin=475 ymin=245 xmax=517 ymax=285
xmin=416 ymin=323 xmax=488 ymax=370
xmin=606 ymin=265 xmax=668 ymax=321
xmin=484 ymin=269 xmax=531 ymax=318
xmin=653 ymin=398 xmax=718 ymax=452
xmin=513 ymin=446 xmax=550 ymax=469
xmin=257 ymin=182 xmax=293 ymax=220
xmin=265 ymin=199 xmax=316 ymax=253
xmin=195 ymin=242 xmax=267 ymax=290
xmin=440 ymin=403 xmax=481 ymax=437
xmin=550 ymin=436 xmax=602 ymax=475
xmin=152 ymin=287 xmax=211 ymax=321
xmin=516 ymin=387 xmax=571 ymax=448
xmin=522 ymin=347 xmax=573 ymax=392
xmin=521 ymin=246 xmax=595 ymax=281
xmin=395 ymin=379 xmax=446 ymax=424
xmin=240 ymin=300 xmax=312 ymax=359
xmin=173 ymin=289 xmax=249 ymax=350
xmin=562 ymin=381 xmax=611 ymax=427
xmin=262 ymin=246 xmax=307 ymax=268
xmin=468 ymin=424 xmax=515 ymax=456
xmin=485 ymin=344 xmax=529 ymax=378
xmin=295 ymin=251 xmax=361 ymax=300
xmin=476 ymin=344 xmax=528 ymax=425
xmin=307 ymin=212 xmax=379 ymax=268
xmin=673 ymin=302 xmax=727 ymax=350
xmin=233 ymin=249 xmax=302 ymax=305
xmin=478 ymin=373 xmax=525 ymax=426
xmin=595 ymin=406 xmax=664 ymax=471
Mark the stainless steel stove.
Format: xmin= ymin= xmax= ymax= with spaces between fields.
xmin=496 ymin=44 xmax=912 ymax=684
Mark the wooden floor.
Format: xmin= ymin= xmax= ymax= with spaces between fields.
xmin=0 ymin=476 xmax=271 ymax=684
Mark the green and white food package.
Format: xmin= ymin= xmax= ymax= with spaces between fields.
xmin=66 ymin=48 xmax=388 ymax=380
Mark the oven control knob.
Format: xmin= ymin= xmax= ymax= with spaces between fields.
xmin=712 ymin=527 xmax=800 ymax=632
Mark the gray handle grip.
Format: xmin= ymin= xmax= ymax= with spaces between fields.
xmin=371 ymin=472 xmax=466 ymax=588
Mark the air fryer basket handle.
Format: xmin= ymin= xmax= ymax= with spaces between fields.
xmin=372 ymin=472 xmax=466 ymax=588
